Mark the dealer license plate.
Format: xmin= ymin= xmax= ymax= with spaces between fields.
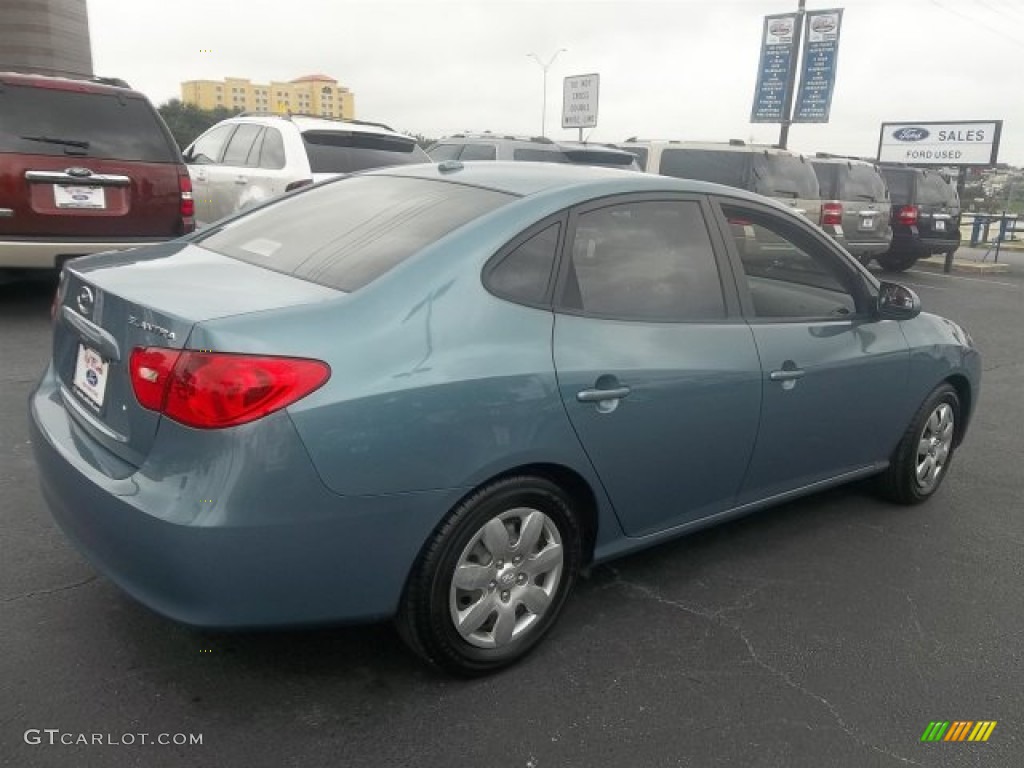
xmin=73 ymin=345 xmax=109 ymax=408
xmin=55 ymin=185 xmax=106 ymax=209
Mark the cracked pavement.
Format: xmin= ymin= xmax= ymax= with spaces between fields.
xmin=2 ymin=268 xmax=1022 ymax=767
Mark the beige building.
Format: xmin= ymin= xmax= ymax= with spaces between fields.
xmin=180 ymin=74 xmax=354 ymax=119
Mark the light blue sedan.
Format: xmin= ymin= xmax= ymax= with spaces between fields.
xmin=30 ymin=161 xmax=980 ymax=675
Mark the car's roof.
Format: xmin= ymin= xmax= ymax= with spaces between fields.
xmin=811 ymin=155 xmax=880 ymax=168
xmin=0 ymin=71 xmax=139 ymax=96
xmin=222 ymin=113 xmax=410 ymax=139
xmin=367 ymin=160 xmax=786 ymax=203
xmin=436 ymin=134 xmax=630 ymax=154
xmin=617 ymin=139 xmax=807 ymax=157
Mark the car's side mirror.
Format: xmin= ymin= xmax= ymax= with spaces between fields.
xmin=876 ymin=281 xmax=921 ymax=320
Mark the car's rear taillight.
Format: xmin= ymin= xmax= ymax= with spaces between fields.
xmin=897 ymin=205 xmax=919 ymax=226
xmin=285 ymin=179 xmax=314 ymax=193
xmin=130 ymin=348 xmax=330 ymax=429
xmin=179 ymin=173 xmax=195 ymax=232
xmin=821 ymin=202 xmax=843 ymax=227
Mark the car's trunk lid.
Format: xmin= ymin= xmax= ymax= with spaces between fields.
xmin=54 ymin=243 xmax=339 ymax=466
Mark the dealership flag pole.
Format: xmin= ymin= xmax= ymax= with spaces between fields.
xmin=778 ymin=0 xmax=806 ymax=149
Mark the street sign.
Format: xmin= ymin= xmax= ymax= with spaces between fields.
xmin=877 ymin=121 xmax=1003 ymax=166
xmin=793 ymin=9 xmax=843 ymax=123
xmin=562 ymin=73 xmax=599 ymax=129
xmin=750 ymin=13 xmax=798 ymax=123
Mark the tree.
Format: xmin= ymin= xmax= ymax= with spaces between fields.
xmin=157 ymin=99 xmax=243 ymax=150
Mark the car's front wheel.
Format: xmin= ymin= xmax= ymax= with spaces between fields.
xmin=397 ymin=476 xmax=582 ymax=676
xmin=877 ymin=383 xmax=960 ymax=504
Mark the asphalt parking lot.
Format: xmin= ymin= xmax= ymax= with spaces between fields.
xmin=1 ymin=264 xmax=1021 ymax=768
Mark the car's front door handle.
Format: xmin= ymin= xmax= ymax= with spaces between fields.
xmin=577 ymin=386 xmax=631 ymax=403
xmin=234 ymin=176 xmax=248 ymax=185
xmin=769 ymin=368 xmax=805 ymax=382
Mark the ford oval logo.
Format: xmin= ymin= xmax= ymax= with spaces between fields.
xmin=66 ymin=167 xmax=93 ymax=178
xmin=811 ymin=16 xmax=836 ymax=33
xmin=769 ymin=20 xmax=793 ymax=36
xmin=893 ymin=127 xmax=930 ymax=142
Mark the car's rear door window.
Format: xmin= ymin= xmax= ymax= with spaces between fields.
xmin=0 ymin=84 xmax=177 ymax=162
xmin=199 ymin=176 xmax=515 ymax=291
xmin=560 ymin=199 xmax=726 ymax=321
xmin=658 ymin=150 xmax=748 ymax=189
xmin=221 ymin=124 xmax=264 ymax=167
xmin=301 ymin=131 xmax=427 ymax=173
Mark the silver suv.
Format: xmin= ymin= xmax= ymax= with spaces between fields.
xmin=810 ymin=155 xmax=893 ymax=265
xmin=616 ymin=139 xmax=822 ymax=224
xmin=183 ymin=114 xmax=430 ymax=227
xmin=427 ymin=133 xmax=639 ymax=169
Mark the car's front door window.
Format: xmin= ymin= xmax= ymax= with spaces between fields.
xmin=720 ymin=203 xmax=861 ymax=320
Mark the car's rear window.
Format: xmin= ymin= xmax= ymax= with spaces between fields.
xmin=811 ymin=162 xmax=839 ymax=198
xmin=301 ymin=131 xmax=429 ymax=173
xmin=513 ymin=148 xmax=568 ymax=163
xmin=198 ymin=176 xmax=515 ymax=291
xmin=562 ymin=148 xmax=635 ymax=167
xmin=917 ymin=171 xmax=958 ymax=206
xmin=0 ymin=84 xmax=177 ymax=162
xmin=880 ymin=169 xmax=914 ymax=204
xmin=751 ymin=154 xmax=819 ymax=199
xmin=840 ymin=165 xmax=888 ymax=203
xmin=658 ymin=149 xmax=748 ymax=189
xmin=620 ymin=146 xmax=649 ymax=169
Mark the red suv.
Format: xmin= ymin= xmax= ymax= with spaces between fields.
xmin=0 ymin=72 xmax=193 ymax=277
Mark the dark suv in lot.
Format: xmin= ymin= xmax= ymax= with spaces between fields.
xmin=0 ymin=72 xmax=193 ymax=278
xmin=877 ymin=165 xmax=961 ymax=272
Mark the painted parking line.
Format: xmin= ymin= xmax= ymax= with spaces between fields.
xmin=904 ymin=270 xmax=1020 ymax=289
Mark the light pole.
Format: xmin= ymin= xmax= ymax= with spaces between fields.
xmin=527 ymin=49 xmax=567 ymax=137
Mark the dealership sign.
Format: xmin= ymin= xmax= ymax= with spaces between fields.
xmin=877 ymin=121 xmax=1002 ymax=166
xmin=792 ymin=9 xmax=843 ymax=123
xmin=750 ymin=13 xmax=798 ymax=123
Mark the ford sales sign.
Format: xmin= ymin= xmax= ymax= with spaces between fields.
xmin=877 ymin=120 xmax=1002 ymax=166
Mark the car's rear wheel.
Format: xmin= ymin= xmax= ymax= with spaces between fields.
xmin=877 ymin=383 xmax=960 ymax=504
xmin=396 ymin=476 xmax=582 ymax=676
xmin=876 ymin=251 xmax=919 ymax=272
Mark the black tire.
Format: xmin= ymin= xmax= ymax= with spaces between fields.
xmin=876 ymin=383 xmax=960 ymax=505
xmin=396 ymin=475 xmax=582 ymax=676
xmin=876 ymin=251 xmax=919 ymax=272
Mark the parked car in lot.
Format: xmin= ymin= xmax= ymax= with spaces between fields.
xmin=0 ymin=72 xmax=193 ymax=279
xmin=184 ymin=113 xmax=430 ymax=227
xmin=877 ymin=165 xmax=962 ymax=272
xmin=427 ymin=133 xmax=639 ymax=169
xmin=615 ymin=139 xmax=822 ymax=224
xmin=810 ymin=154 xmax=893 ymax=265
xmin=31 ymin=162 xmax=980 ymax=676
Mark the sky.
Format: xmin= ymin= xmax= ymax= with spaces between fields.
xmin=88 ymin=0 xmax=1023 ymax=165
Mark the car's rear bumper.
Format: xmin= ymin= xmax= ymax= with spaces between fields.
xmin=0 ymin=238 xmax=168 ymax=269
xmin=29 ymin=365 xmax=456 ymax=628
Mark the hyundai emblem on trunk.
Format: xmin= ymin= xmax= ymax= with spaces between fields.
xmin=76 ymin=286 xmax=94 ymax=316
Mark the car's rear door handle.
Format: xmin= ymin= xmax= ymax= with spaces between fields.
xmin=0 ymin=208 xmax=13 ymax=218
xmin=235 ymin=176 xmax=248 ymax=185
xmin=769 ymin=368 xmax=805 ymax=382
xmin=577 ymin=386 xmax=631 ymax=403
